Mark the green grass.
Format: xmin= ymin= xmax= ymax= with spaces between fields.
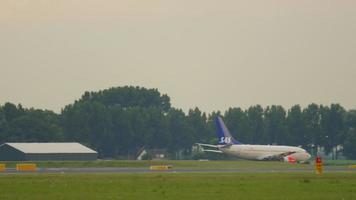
xmin=323 ymin=160 xmax=356 ymax=166
xmin=1 ymin=160 xmax=315 ymax=169
xmin=0 ymin=173 xmax=356 ymax=200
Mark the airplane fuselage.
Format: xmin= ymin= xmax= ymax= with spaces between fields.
xmin=218 ymin=144 xmax=311 ymax=162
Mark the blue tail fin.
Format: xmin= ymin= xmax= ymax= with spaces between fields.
xmin=216 ymin=116 xmax=242 ymax=145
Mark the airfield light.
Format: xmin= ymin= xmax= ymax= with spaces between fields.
xmin=315 ymin=156 xmax=323 ymax=174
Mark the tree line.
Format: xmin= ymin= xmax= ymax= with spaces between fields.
xmin=0 ymin=86 xmax=356 ymax=159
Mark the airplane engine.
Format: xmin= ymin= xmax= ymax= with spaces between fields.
xmin=284 ymin=155 xmax=297 ymax=163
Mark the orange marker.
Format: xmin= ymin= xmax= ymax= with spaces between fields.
xmin=315 ymin=156 xmax=323 ymax=174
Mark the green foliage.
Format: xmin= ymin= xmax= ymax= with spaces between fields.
xmin=0 ymin=104 xmax=62 ymax=143
xmin=1 ymin=86 xmax=356 ymax=159
xmin=245 ymin=105 xmax=264 ymax=144
xmin=60 ymin=87 xmax=176 ymax=158
xmin=343 ymin=110 xmax=356 ymax=159
xmin=287 ymin=105 xmax=307 ymax=146
xmin=264 ymin=105 xmax=287 ymax=145
xmin=79 ymin=86 xmax=171 ymax=112
xmin=319 ymin=104 xmax=345 ymax=159
xmin=224 ymin=107 xmax=248 ymax=143
xmin=302 ymin=104 xmax=322 ymax=155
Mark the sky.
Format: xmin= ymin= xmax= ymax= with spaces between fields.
xmin=1 ymin=0 xmax=356 ymax=113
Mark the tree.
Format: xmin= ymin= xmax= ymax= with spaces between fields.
xmin=0 ymin=108 xmax=8 ymax=144
xmin=320 ymin=104 xmax=345 ymax=159
xmin=187 ymin=107 xmax=208 ymax=144
xmin=2 ymin=103 xmax=25 ymax=122
xmin=343 ymin=110 xmax=356 ymax=159
xmin=287 ymin=105 xmax=307 ymax=147
xmin=343 ymin=128 xmax=356 ymax=159
xmin=303 ymin=104 xmax=322 ymax=156
xmin=78 ymin=86 xmax=171 ymax=112
xmin=224 ymin=107 xmax=249 ymax=143
xmin=206 ymin=111 xmax=222 ymax=144
xmin=246 ymin=105 xmax=264 ymax=144
xmin=263 ymin=105 xmax=287 ymax=145
xmin=61 ymin=86 xmax=173 ymax=158
xmin=2 ymin=85 xmax=356 ymax=160
xmin=7 ymin=109 xmax=62 ymax=142
xmin=143 ymin=107 xmax=170 ymax=149
xmin=167 ymin=109 xmax=190 ymax=158
xmin=61 ymin=101 xmax=115 ymax=157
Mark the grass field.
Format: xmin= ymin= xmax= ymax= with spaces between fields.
xmin=1 ymin=160 xmax=356 ymax=199
xmin=1 ymin=173 xmax=356 ymax=200
xmin=1 ymin=159 xmax=355 ymax=171
xmin=3 ymin=159 xmax=356 ymax=169
xmin=0 ymin=160 xmax=319 ymax=169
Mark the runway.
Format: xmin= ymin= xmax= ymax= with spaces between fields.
xmin=2 ymin=166 xmax=355 ymax=174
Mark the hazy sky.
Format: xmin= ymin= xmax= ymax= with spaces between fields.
xmin=1 ymin=0 xmax=356 ymax=113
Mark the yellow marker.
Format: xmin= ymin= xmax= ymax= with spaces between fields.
xmin=0 ymin=164 xmax=5 ymax=172
xmin=150 ymin=165 xmax=172 ymax=170
xmin=16 ymin=164 xmax=37 ymax=171
xmin=348 ymin=165 xmax=356 ymax=169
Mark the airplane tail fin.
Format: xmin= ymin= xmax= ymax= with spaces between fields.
xmin=216 ymin=116 xmax=242 ymax=145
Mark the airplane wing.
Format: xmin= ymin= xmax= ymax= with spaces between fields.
xmin=257 ymin=151 xmax=296 ymax=161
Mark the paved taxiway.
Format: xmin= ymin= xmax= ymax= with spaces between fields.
xmin=1 ymin=166 xmax=355 ymax=174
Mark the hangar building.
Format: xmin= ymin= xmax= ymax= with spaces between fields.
xmin=0 ymin=143 xmax=97 ymax=161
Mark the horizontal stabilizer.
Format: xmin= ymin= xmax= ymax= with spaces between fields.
xmin=195 ymin=143 xmax=218 ymax=148
xmin=202 ymin=149 xmax=223 ymax=153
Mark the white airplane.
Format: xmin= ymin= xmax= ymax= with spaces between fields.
xmin=197 ymin=116 xmax=311 ymax=163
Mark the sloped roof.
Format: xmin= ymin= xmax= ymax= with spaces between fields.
xmin=2 ymin=143 xmax=97 ymax=154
